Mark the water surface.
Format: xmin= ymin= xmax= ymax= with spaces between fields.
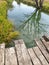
xmin=7 ymin=0 xmax=49 ymax=48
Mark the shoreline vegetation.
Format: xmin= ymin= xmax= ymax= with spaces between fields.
xmin=0 ymin=0 xmax=49 ymax=13
xmin=21 ymin=0 xmax=49 ymax=14
xmin=0 ymin=0 xmax=19 ymax=44
xmin=4 ymin=0 xmax=49 ymax=14
xmin=13 ymin=0 xmax=49 ymax=14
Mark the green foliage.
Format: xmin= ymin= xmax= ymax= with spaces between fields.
xmin=42 ymin=2 xmax=49 ymax=13
xmin=0 ymin=1 xmax=20 ymax=44
xmin=7 ymin=31 xmax=20 ymax=42
xmin=7 ymin=0 xmax=13 ymax=3
xmin=0 ymin=1 xmax=7 ymax=18
xmin=20 ymin=0 xmax=49 ymax=13
xmin=0 ymin=16 xmax=20 ymax=43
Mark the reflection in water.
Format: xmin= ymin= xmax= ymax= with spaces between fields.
xmin=15 ymin=0 xmax=21 ymax=4
xmin=15 ymin=0 xmax=23 ymax=4
xmin=18 ymin=9 xmax=49 ymax=47
xmin=7 ymin=1 xmax=49 ymax=48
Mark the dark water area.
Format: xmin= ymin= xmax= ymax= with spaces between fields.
xmin=7 ymin=0 xmax=49 ymax=48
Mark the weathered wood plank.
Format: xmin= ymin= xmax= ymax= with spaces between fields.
xmin=14 ymin=39 xmax=32 ymax=65
xmin=33 ymin=47 xmax=49 ymax=65
xmin=35 ymin=39 xmax=49 ymax=63
xmin=14 ymin=40 xmax=24 ymax=65
xmin=41 ymin=37 xmax=49 ymax=52
xmin=28 ymin=48 xmax=42 ymax=65
xmin=42 ymin=35 xmax=49 ymax=41
xmin=0 ymin=43 xmax=5 ymax=65
xmin=5 ymin=47 xmax=18 ymax=65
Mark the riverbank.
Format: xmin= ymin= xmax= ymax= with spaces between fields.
xmin=22 ymin=0 xmax=49 ymax=14
xmin=0 ymin=0 xmax=49 ymax=14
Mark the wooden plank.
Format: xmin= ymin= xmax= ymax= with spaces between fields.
xmin=14 ymin=40 xmax=24 ymax=65
xmin=0 ymin=43 xmax=5 ymax=65
xmin=41 ymin=37 xmax=49 ymax=52
xmin=42 ymin=35 xmax=49 ymax=41
xmin=14 ymin=39 xmax=32 ymax=65
xmin=35 ymin=39 xmax=49 ymax=63
xmin=33 ymin=47 xmax=49 ymax=65
xmin=5 ymin=47 xmax=18 ymax=65
xmin=28 ymin=48 xmax=42 ymax=65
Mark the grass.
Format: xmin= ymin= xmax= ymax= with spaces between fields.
xmin=0 ymin=1 xmax=20 ymax=44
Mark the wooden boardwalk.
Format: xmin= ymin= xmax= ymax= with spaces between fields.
xmin=0 ymin=36 xmax=49 ymax=65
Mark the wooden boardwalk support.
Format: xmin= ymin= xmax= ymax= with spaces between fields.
xmin=0 ymin=37 xmax=49 ymax=65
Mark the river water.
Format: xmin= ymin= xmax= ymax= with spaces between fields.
xmin=7 ymin=0 xmax=49 ymax=48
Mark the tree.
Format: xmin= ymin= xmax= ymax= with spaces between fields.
xmin=39 ymin=0 xmax=44 ymax=8
xmin=35 ymin=0 xmax=38 ymax=8
xmin=35 ymin=0 xmax=44 ymax=8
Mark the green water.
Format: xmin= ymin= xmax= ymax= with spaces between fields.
xmin=7 ymin=0 xmax=49 ymax=48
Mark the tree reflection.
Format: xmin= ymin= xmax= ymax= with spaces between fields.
xmin=18 ymin=9 xmax=49 ymax=41
xmin=15 ymin=0 xmax=23 ymax=4
xmin=15 ymin=0 xmax=20 ymax=4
